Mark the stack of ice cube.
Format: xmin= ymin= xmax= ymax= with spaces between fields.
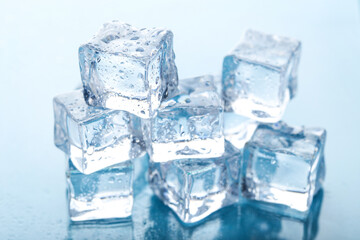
xmin=53 ymin=21 xmax=178 ymax=222
xmin=53 ymin=21 xmax=326 ymax=226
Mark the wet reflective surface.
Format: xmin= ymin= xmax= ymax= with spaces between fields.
xmin=1 ymin=0 xmax=360 ymax=239
xmin=65 ymin=159 xmax=324 ymax=240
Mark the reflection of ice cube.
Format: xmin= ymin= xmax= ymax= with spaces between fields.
xmin=143 ymin=75 xmax=224 ymax=162
xmin=148 ymin=141 xmax=240 ymax=224
xmin=222 ymin=29 xmax=301 ymax=122
xmin=79 ymin=21 xmax=178 ymax=118
xmin=241 ymin=190 xmax=324 ymax=239
xmin=224 ymin=112 xmax=257 ymax=150
xmin=66 ymin=158 xmax=134 ymax=222
xmin=68 ymin=221 xmax=133 ymax=239
xmin=53 ymin=90 xmax=144 ymax=174
xmin=242 ymin=121 xmax=326 ymax=215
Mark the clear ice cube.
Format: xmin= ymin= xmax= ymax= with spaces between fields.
xmin=224 ymin=112 xmax=258 ymax=150
xmin=222 ymin=29 xmax=301 ymax=122
xmin=142 ymin=75 xmax=224 ymax=162
xmin=53 ymin=90 xmax=144 ymax=174
xmin=79 ymin=21 xmax=178 ymax=118
xmin=67 ymin=158 xmax=133 ymax=222
xmin=148 ymin=141 xmax=240 ymax=224
xmin=241 ymin=121 xmax=326 ymax=214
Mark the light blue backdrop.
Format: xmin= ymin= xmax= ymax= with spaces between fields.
xmin=0 ymin=0 xmax=359 ymax=239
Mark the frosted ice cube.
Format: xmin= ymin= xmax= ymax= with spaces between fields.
xmin=53 ymin=90 xmax=144 ymax=174
xmin=222 ymin=29 xmax=301 ymax=122
xmin=224 ymin=112 xmax=258 ymax=150
xmin=148 ymin=142 xmax=240 ymax=224
xmin=241 ymin=121 xmax=326 ymax=214
xmin=67 ymin=158 xmax=133 ymax=222
xmin=142 ymin=75 xmax=224 ymax=162
xmin=79 ymin=21 xmax=178 ymax=118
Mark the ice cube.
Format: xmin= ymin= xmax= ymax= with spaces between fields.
xmin=53 ymin=90 xmax=144 ymax=174
xmin=224 ymin=112 xmax=258 ymax=150
xmin=142 ymin=75 xmax=224 ymax=162
xmin=241 ymin=121 xmax=326 ymax=215
xmin=79 ymin=21 xmax=178 ymax=118
xmin=222 ymin=29 xmax=301 ymax=122
xmin=241 ymin=190 xmax=323 ymax=239
xmin=67 ymin=158 xmax=134 ymax=222
xmin=148 ymin=141 xmax=240 ymax=224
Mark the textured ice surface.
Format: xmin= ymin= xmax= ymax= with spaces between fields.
xmin=148 ymin=142 xmax=240 ymax=224
xmin=241 ymin=121 xmax=326 ymax=214
xmin=241 ymin=190 xmax=323 ymax=238
xmin=224 ymin=112 xmax=258 ymax=150
xmin=67 ymin=158 xmax=133 ymax=222
xmin=142 ymin=75 xmax=224 ymax=162
xmin=53 ymin=90 xmax=144 ymax=174
xmin=79 ymin=21 xmax=178 ymax=118
xmin=222 ymin=29 xmax=301 ymax=122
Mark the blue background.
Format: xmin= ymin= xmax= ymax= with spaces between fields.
xmin=0 ymin=0 xmax=359 ymax=239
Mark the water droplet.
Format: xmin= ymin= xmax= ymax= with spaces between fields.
xmin=136 ymin=47 xmax=144 ymax=52
xmin=108 ymin=177 xmax=115 ymax=183
xmin=86 ymin=147 xmax=94 ymax=155
xmin=185 ymin=98 xmax=191 ymax=103
xmin=130 ymin=36 xmax=139 ymax=40
xmin=138 ymin=73 xmax=144 ymax=79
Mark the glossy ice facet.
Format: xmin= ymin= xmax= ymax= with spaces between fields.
xmin=148 ymin=142 xmax=240 ymax=224
xmin=67 ymin=159 xmax=133 ymax=222
xmin=224 ymin=112 xmax=258 ymax=150
xmin=53 ymin=90 xmax=143 ymax=174
xmin=222 ymin=29 xmax=301 ymax=122
xmin=79 ymin=21 xmax=178 ymax=118
xmin=241 ymin=121 xmax=326 ymax=214
xmin=142 ymin=75 xmax=224 ymax=162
